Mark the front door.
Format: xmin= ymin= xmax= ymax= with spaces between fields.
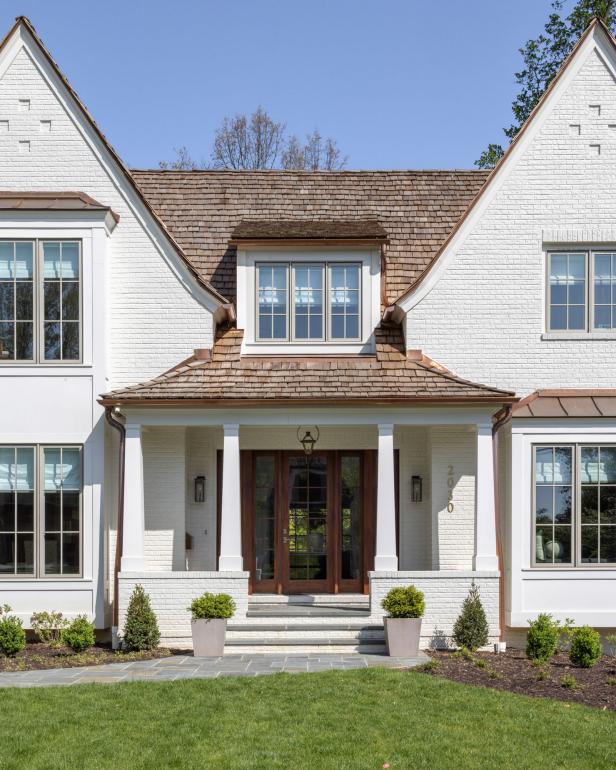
xmin=241 ymin=450 xmax=376 ymax=594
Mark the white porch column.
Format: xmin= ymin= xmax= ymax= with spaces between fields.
xmin=474 ymin=423 xmax=499 ymax=571
xmin=122 ymin=423 xmax=145 ymax=571
xmin=219 ymin=424 xmax=243 ymax=571
xmin=374 ymin=423 xmax=398 ymax=571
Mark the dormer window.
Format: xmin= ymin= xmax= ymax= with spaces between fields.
xmin=256 ymin=262 xmax=361 ymax=342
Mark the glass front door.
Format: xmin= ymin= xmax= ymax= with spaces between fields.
xmin=240 ymin=450 xmax=375 ymax=593
xmin=285 ymin=455 xmax=329 ymax=590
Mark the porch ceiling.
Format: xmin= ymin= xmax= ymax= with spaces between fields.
xmin=100 ymin=325 xmax=515 ymax=407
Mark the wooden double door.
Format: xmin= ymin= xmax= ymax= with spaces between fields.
xmin=241 ymin=450 xmax=376 ymax=594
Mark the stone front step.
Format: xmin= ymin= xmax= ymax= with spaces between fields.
xmin=248 ymin=593 xmax=369 ymax=606
xmin=227 ymin=626 xmax=384 ymax=642
xmin=247 ymin=605 xmax=371 ymax=618
xmin=224 ymin=642 xmax=387 ymax=654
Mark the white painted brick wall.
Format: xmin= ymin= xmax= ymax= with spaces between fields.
xmin=143 ymin=427 xmax=186 ymax=570
xmin=398 ymin=427 xmax=431 ymax=569
xmin=0 ymin=47 xmax=214 ymax=389
xmin=369 ymin=572 xmax=500 ymax=647
xmin=430 ymin=427 xmax=475 ymax=570
xmin=406 ymin=47 xmax=616 ymax=396
xmin=118 ymin=572 xmax=249 ymax=647
xmin=185 ymin=427 xmax=221 ymax=570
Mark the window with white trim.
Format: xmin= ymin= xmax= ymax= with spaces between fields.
xmin=547 ymin=250 xmax=616 ymax=332
xmin=0 ymin=240 xmax=81 ymax=362
xmin=0 ymin=446 xmax=82 ymax=577
xmin=534 ymin=444 xmax=616 ymax=566
xmin=256 ymin=261 xmax=361 ymax=342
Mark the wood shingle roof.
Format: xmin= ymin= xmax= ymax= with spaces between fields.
xmin=101 ymin=324 xmax=515 ymax=406
xmin=131 ymin=169 xmax=489 ymax=305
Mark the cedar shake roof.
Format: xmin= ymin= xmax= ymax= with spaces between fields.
xmin=231 ymin=219 xmax=388 ymax=242
xmin=100 ymin=324 xmax=515 ymax=406
xmin=512 ymin=390 xmax=616 ymax=418
xmin=130 ymin=169 xmax=489 ymax=305
xmin=0 ymin=191 xmax=119 ymax=222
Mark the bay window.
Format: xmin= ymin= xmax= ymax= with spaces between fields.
xmin=0 ymin=240 xmax=81 ymax=362
xmin=534 ymin=444 xmax=616 ymax=566
xmin=0 ymin=446 xmax=82 ymax=577
xmin=256 ymin=261 xmax=361 ymax=342
xmin=547 ymin=250 xmax=616 ymax=332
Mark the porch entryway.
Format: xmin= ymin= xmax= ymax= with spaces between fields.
xmin=238 ymin=450 xmax=378 ymax=594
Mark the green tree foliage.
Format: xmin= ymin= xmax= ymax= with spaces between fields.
xmin=123 ymin=584 xmax=161 ymax=652
xmin=476 ymin=1 xmax=616 ymax=167
xmin=452 ymin=584 xmax=489 ymax=652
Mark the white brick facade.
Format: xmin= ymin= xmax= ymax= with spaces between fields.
xmin=405 ymin=45 xmax=616 ymax=397
xmin=369 ymin=572 xmax=500 ymax=647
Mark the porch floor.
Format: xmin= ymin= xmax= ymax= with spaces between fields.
xmin=0 ymin=653 xmax=429 ymax=688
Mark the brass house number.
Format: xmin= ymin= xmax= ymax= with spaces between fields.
xmin=447 ymin=465 xmax=454 ymax=513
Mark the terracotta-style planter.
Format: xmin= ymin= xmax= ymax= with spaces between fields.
xmin=384 ymin=617 xmax=422 ymax=657
xmin=191 ymin=618 xmax=227 ymax=656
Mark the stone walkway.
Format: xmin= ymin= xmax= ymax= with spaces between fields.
xmin=0 ymin=652 xmax=428 ymax=688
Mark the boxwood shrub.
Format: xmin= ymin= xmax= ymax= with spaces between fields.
xmin=0 ymin=606 xmax=26 ymax=657
xmin=381 ymin=586 xmax=425 ymax=618
xmin=189 ymin=593 xmax=236 ymax=620
xmin=569 ymin=625 xmax=602 ymax=668
xmin=61 ymin=615 xmax=95 ymax=652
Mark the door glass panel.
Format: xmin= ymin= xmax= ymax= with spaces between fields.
xmin=254 ymin=456 xmax=275 ymax=581
xmin=288 ymin=456 xmax=327 ymax=581
xmin=340 ymin=455 xmax=361 ymax=580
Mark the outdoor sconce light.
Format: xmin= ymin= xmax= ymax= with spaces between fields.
xmin=194 ymin=476 xmax=206 ymax=503
xmin=411 ymin=475 xmax=423 ymax=503
xmin=297 ymin=426 xmax=320 ymax=459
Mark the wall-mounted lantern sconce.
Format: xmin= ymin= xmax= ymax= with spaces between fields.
xmin=411 ymin=475 xmax=422 ymax=503
xmin=297 ymin=426 xmax=320 ymax=459
xmin=194 ymin=476 xmax=206 ymax=503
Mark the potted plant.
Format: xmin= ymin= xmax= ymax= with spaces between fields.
xmin=188 ymin=592 xmax=236 ymax=656
xmin=382 ymin=585 xmax=425 ymax=657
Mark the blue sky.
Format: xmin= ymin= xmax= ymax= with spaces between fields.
xmin=0 ymin=0 xmax=559 ymax=169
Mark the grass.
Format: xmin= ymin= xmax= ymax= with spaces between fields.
xmin=0 ymin=668 xmax=615 ymax=770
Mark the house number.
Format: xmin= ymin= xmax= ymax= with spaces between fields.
xmin=447 ymin=464 xmax=454 ymax=512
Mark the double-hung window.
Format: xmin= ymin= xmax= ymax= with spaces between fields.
xmin=256 ymin=261 xmax=361 ymax=342
xmin=0 ymin=446 xmax=82 ymax=577
xmin=547 ymin=250 xmax=616 ymax=332
xmin=0 ymin=240 xmax=81 ymax=362
xmin=534 ymin=444 xmax=616 ymax=566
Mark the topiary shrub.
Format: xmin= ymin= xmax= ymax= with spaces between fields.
xmin=0 ymin=605 xmax=25 ymax=657
xmin=526 ymin=613 xmax=561 ymax=663
xmin=189 ymin=593 xmax=236 ymax=620
xmin=452 ymin=584 xmax=489 ymax=652
xmin=61 ymin=615 xmax=95 ymax=652
xmin=30 ymin=611 xmax=68 ymax=648
xmin=569 ymin=625 xmax=602 ymax=668
xmin=381 ymin=586 xmax=425 ymax=618
xmin=122 ymin=584 xmax=160 ymax=652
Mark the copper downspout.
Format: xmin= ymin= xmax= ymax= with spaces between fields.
xmin=104 ymin=407 xmax=125 ymax=628
xmin=492 ymin=405 xmax=513 ymax=642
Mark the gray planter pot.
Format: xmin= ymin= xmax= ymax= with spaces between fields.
xmin=384 ymin=617 xmax=422 ymax=657
xmin=191 ymin=618 xmax=227 ymax=657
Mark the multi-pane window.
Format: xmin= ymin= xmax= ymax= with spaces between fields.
xmin=43 ymin=242 xmax=80 ymax=361
xmin=547 ymin=251 xmax=616 ymax=332
xmin=534 ymin=445 xmax=616 ymax=566
xmin=256 ymin=261 xmax=361 ymax=342
xmin=593 ymin=253 xmax=616 ymax=329
xmin=0 ymin=448 xmax=35 ymax=575
xmin=0 ymin=446 xmax=81 ymax=578
xmin=0 ymin=240 xmax=81 ymax=362
xmin=0 ymin=241 xmax=34 ymax=360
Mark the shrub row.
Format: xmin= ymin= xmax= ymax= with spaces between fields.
xmin=526 ymin=613 xmax=603 ymax=668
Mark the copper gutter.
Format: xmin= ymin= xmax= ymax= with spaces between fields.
xmin=492 ymin=404 xmax=513 ymax=642
xmin=104 ymin=407 xmax=125 ymax=628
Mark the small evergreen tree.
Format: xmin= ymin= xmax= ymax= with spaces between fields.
xmin=452 ymin=584 xmax=489 ymax=652
xmin=122 ymin=584 xmax=160 ymax=652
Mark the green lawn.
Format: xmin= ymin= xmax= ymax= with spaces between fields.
xmin=0 ymin=669 xmax=614 ymax=770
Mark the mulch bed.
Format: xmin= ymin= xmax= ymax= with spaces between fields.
xmin=418 ymin=649 xmax=616 ymax=710
xmin=0 ymin=643 xmax=174 ymax=672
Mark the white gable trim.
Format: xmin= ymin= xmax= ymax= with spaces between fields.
xmin=398 ymin=23 xmax=613 ymax=314
xmin=0 ymin=23 xmax=222 ymax=315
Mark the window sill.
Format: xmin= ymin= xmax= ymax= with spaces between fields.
xmin=541 ymin=332 xmax=616 ymax=341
